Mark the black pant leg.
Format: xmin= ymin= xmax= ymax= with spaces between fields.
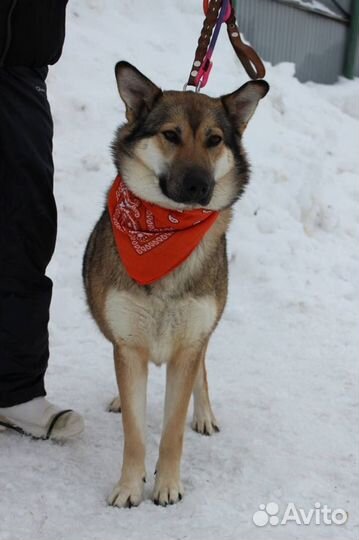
xmin=0 ymin=66 xmax=56 ymax=407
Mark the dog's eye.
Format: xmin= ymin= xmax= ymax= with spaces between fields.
xmin=162 ymin=130 xmax=181 ymax=145
xmin=207 ymin=134 xmax=223 ymax=148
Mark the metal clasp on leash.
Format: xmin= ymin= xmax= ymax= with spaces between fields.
xmin=192 ymin=0 xmax=231 ymax=92
xmin=194 ymin=55 xmax=213 ymax=92
xmin=184 ymin=0 xmax=266 ymax=92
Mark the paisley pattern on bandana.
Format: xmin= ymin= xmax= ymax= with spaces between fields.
xmin=108 ymin=176 xmax=219 ymax=285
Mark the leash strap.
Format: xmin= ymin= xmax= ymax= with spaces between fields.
xmin=226 ymin=6 xmax=266 ymax=80
xmin=186 ymin=0 xmax=266 ymax=91
xmin=186 ymin=0 xmax=222 ymax=90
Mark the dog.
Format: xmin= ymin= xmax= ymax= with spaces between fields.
xmin=83 ymin=61 xmax=269 ymax=507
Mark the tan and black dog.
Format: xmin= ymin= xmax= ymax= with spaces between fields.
xmin=83 ymin=61 xmax=269 ymax=508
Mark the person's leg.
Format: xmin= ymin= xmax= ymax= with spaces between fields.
xmin=0 ymin=66 xmax=83 ymax=439
xmin=0 ymin=66 xmax=55 ymax=407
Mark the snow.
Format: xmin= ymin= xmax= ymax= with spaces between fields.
xmin=1 ymin=1 xmax=358 ymax=539
xmin=294 ymin=0 xmax=339 ymax=17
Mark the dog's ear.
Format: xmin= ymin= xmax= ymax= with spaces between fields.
xmin=221 ymin=80 xmax=269 ymax=133
xmin=115 ymin=61 xmax=162 ymax=123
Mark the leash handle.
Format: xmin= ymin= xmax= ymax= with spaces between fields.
xmin=185 ymin=0 xmax=266 ymax=91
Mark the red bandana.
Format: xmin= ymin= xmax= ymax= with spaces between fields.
xmin=108 ymin=175 xmax=219 ymax=285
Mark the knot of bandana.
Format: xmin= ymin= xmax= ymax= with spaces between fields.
xmin=108 ymin=175 xmax=219 ymax=285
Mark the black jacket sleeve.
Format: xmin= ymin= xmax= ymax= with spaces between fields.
xmin=0 ymin=0 xmax=68 ymax=67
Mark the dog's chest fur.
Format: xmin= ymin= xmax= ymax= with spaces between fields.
xmin=83 ymin=209 xmax=230 ymax=363
xmin=105 ymin=288 xmax=217 ymax=365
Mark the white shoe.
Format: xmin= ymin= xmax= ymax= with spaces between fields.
xmin=0 ymin=397 xmax=84 ymax=441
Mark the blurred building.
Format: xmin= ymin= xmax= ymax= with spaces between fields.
xmin=236 ymin=0 xmax=359 ymax=83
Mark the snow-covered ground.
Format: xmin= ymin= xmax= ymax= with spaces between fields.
xmin=1 ymin=1 xmax=358 ymax=539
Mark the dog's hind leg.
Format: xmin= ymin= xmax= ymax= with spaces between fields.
xmin=108 ymin=395 xmax=122 ymax=413
xmin=108 ymin=344 xmax=148 ymax=508
xmin=191 ymin=343 xmax=219 ymax=436
xmin=153 ymin=345 xmax=203 ymax=506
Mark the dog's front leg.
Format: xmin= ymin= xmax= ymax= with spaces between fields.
xmin=108 ymin=344 xmax=148 ymax=508
xmin=154 ymin=345 xmax=202 ymax=506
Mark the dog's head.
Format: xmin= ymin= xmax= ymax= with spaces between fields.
xmin=112 ymin=61 xmax=269 ymax=211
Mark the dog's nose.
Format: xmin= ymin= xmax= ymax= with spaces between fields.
xmin=182 ymin=170 xmax=214 ymax=205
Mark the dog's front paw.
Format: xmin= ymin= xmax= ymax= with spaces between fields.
xmin=107 ymin=395 xmax=121 ymax=413
xmin=108 ymin=478 xmax=144 ymax=508
xmin=191 ymin=410 xmax=220 ymax=436
xmin=153 ymin=474 xmax=184 ymax=506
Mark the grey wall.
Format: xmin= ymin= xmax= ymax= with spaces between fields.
xmin=237 ymin=0 xmax=357 ymax=83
